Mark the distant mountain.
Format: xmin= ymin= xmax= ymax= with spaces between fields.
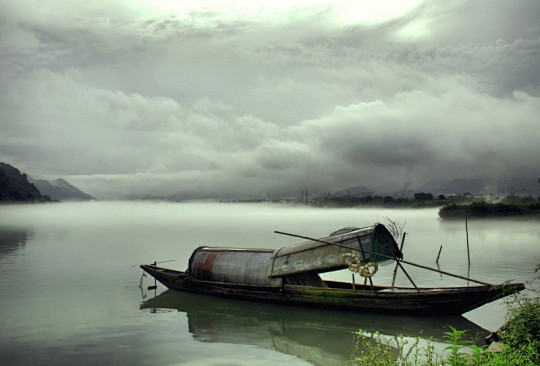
xmin=333 ymin=176 xmax=540 ymax=199
xmin=416 ymin=177 xmax=540 ymax=196
xmin=495 ymin=176 xmax=540 ymax=196
xmin=413 ymin=179 xmax=450 ymax=194
xmin=416 ymin=178 xmax=488 ymax=196
xmin=0 ymin=162 xmax=52 ymax=202
xmin=31 ymin=178 xmax=95 ymax=201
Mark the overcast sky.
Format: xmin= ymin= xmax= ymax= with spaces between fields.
xmin=1 ymin=0 xmax=539 ymax=199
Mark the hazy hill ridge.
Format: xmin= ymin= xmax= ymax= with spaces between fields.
xmin=335 ymin=177 xmax=540 ymax=198
xmin=415 ymin=177 xmax=540 ymax=196
xmin=31 ymin=178 xmax=95 ymax=201
xmin=0 ymin=162 xmax=52 ymax=202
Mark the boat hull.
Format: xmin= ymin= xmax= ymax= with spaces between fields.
xmin=140 ymin=264 xmax=525 ymax=315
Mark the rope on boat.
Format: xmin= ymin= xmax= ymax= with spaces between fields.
xmin=138 ymin=272 xmax=147 ymax=289
xmin=342 ymin=252 xmax=378 ymax=277
xmin=139 ymin=270 xmax=158 ymax=290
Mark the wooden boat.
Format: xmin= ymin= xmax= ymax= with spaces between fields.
xmin=141 ymin=224 xmax=525 ymax=315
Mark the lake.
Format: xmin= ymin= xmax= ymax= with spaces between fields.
xmin=0 ymin=202 xmax=538 ymax=365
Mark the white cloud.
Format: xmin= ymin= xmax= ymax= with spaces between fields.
xmin=300 ymin=82 xmax=540 ymax=186
xmin=1 ymin=0 xmax=540 ymax=199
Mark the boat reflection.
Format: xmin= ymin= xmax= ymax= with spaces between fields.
xmin=141 ymin=290 xmax=489 ymax=365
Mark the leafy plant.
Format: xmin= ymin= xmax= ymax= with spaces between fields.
xmin=348 ymin=330 xmax=398 ymax=366
xmin=442 ymin=326 xmax=472 ymax=366
xmin=347 ymin=265 xmax=540 ymax=365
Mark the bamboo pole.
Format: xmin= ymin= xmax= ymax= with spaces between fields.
xmin=274 ymin=230 xmax=492 ymax=286
xmin=395 ymin=260 xmax=419 ymax=290
xmin=391 ymin=232 xmax=406 ymax=288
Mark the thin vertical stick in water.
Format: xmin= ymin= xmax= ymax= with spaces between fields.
xmin=465 ymin=218 xmax=471 ymax=265
xmin=436 ymin=245 xmax=443 ymax=263
xmin=436 ymin=245 xmax=444 ymax=278
xmin=436 ymin=262 xmax=443 ymax=279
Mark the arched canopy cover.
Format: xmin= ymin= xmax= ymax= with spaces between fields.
xmin=268 ymin=224 xmax=402 ymax=277
xmin=189 ymin=247 xmax=283 ymax=286
xmin=188 ymin=224 xmax=402 ymax=284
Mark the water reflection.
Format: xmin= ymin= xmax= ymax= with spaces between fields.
xmin=0 ymin=226 xmax=32 ymax=259
xmin=141 ymin=290 xmax=489 ymax=365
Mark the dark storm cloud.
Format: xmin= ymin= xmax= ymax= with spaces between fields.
xmin=1 ymin=0 xmax=539 ymax=198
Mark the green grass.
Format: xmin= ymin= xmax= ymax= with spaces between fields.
xmin=347 ymin=266 xmax=540 ymax=365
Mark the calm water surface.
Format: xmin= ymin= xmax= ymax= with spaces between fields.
xmin=0 ymin=202 xmax=538 ymax=365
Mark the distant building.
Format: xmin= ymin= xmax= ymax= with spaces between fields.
xmin=298 ymin=189 xmax=309 ymax=204
xmin=448 ymin=194 xmax=472 ymax=200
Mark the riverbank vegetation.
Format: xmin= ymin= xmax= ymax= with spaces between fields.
xmin=439 ymin=196 xmax=540 ymax=219
xmin=348 ymin=267 xmax=540 ymax=366
xmin=311 ymin=194 xmax=540 ymax=218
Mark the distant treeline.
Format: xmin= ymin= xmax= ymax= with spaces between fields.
xmin=309 ymin=193 xmax=540 ymax=219
xmin=439 ymin=197 xmax=540 ymax=219
xmin=313 ymin=193 xmax=448 ymax=208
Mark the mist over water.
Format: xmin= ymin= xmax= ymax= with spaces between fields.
xmin=0 ymin=202 xmax=538 ymax=365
